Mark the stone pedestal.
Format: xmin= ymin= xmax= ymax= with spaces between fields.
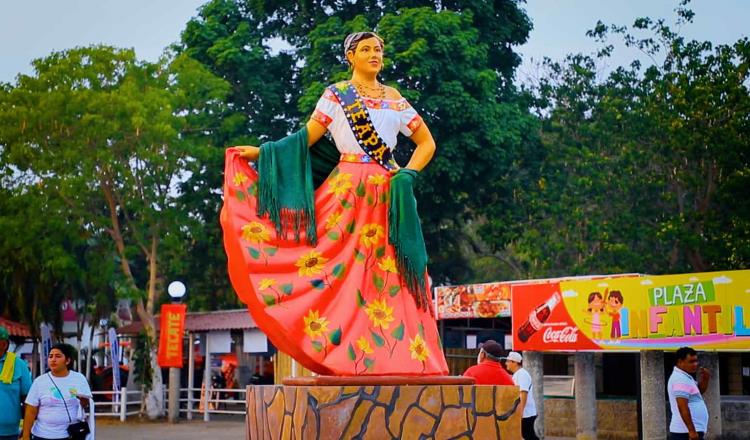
xmin=246 ymin=382 xmax=521 ymax=439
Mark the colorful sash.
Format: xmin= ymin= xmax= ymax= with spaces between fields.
xmin=327 ymin=82 xmax=400 ymax=171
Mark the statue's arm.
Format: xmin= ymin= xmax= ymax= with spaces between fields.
xmin=404 ymin=121 xmax=436 ymax=172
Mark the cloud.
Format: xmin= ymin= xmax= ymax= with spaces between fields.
xmin=641 ymin=279 xmax=654 ymax=286
xmin=713 ymin=276 xmax=732 ymax=285
xmin=597 ymin=282 xmax=609 ymax=288
xmin=562 ymin=290 xmax=578 ymax=298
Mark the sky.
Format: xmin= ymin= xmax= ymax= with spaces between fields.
xmin=1 ymin=0 xmax=748 ymax=84
xmin=515 ymin=0 xmax=749 ymax=84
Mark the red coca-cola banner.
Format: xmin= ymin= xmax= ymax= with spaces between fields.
xmin=512 ymin=282 xmax=599 ymax=350
xmin=511 ymin=274 xmax=646 ymax=350
xmin=157 ymin=304 xmax=187 ymax=367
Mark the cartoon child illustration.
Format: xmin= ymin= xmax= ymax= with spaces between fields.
xmin=584 ymin=291 xmax=606 ymax=341
xmin=607 ymin=290 xmax=624 ymax=343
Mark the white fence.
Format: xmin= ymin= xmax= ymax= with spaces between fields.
xmin=181 ymin=386 xmax=247 ymax=420
xmin=91 ymin=388 xmax=143 ymax=421
xmin=92 ymin=386 xmax=247 ymax=421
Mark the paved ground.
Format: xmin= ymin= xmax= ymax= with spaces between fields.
xmin=96 ymin=419 xmax=580 ymax=440
xmin=96 ymin=418 xmax=246 ymax=440
xmin=96 ymin=417 xmax=574 ymax=439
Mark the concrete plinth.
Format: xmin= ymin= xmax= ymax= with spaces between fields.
xmin=640 ymin=351 xmax=667 ymax=440
xmin=246 ymin=383 xmax=521 ymax=439
xmin=700 ymin=352 xmax=722 ymax=439
xmin=575 ymin=352 xmax=596 ymax=440
xmin=525 ymin=351 xmax=545 ymax=439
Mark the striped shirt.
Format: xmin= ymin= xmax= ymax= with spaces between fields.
xmin=667 ymin=366 xmax=708 ymax=433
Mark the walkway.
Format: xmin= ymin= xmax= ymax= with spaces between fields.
xmin=96 ymin=419 xmax=245 ymax=440
xmin=96 ymin=418 xmax=574 ymax=439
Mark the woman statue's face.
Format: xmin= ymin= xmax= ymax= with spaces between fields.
xmin=348 ymin=37 xmax=383 ymax=75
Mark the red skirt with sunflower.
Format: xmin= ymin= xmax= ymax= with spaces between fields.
xmin=221 ymin=149 xmax=449 ymax=376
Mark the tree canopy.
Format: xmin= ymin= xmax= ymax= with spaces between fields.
xmin=0 ymin=45 xmax=230 ymax=416
xmin=483 ymin=2 xmax=750 ymax=277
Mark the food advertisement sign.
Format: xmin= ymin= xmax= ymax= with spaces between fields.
xmin=511 ymin=270 xmax=750 ymax=351
xmin=435 ymin=282 xmax=512 ymax=319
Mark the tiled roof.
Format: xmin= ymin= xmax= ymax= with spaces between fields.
xmin=0 ymin=317 xmax=32 ymax=338
xmin=117 ymin=308 xmax=257 ymax=335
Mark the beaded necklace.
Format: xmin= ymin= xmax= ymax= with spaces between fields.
xmin=352 ymin=79 xmax=386 ymax=99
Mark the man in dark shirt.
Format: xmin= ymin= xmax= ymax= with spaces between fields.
xmin=463 ymin=340 xmax=514 ymax=385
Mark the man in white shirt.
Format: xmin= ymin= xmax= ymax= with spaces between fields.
xmin=667 ymin=347 xmax=710 ymax=440
xmin=504 ymin=351 xmax=539 ymax=440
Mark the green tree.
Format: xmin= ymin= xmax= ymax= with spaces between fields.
xmin=249 ymin=0 xmax=532 ymax=85
xmin=172 ymin=0 xmax=297 ymax=308
xmin=0 ymin=182 xmax=120 ymax=377
xmin=503 ymin=2 xmax=750 ymax=277
xmin=0 ymin=45 xmax=229 ymax=416
xmin=0 ymin=186 xmax=73 ymax=339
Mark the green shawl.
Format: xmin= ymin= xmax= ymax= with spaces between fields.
xmin=388 ymin=169 xmax=430 ymax=312
xmin=257 ymin=127 xmax=317 ymax=246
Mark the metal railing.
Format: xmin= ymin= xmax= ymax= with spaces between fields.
xmin=91 ymin=385 xmax=246 ymax=421
xmin=91 ymin=388 xmax=142 ymax=421
xmin=181 ymin=386 xmax=247 ymax=420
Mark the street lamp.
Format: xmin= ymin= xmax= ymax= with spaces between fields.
xmin=166 ymin=281 xmax=187 ymax=423
xmin=168 ymin=281 xmax=186 ymax=302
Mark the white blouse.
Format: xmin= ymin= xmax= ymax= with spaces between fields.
xmin=312 ymin=85 xmax=423 ymax=154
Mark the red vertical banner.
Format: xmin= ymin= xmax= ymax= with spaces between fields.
xmin=157 ymin=303 xmax=187 ymax=367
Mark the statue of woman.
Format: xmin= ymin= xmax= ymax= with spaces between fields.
xmin=221 ymin=32 xmax=449 ymax=376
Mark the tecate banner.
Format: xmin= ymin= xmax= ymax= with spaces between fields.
xmin=511 ymin=270 xmax=750 ymax=351
xmin=157 ymin=303 xmax=187 ymax=367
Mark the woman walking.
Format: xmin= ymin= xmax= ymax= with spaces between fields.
xmin=22 ymin=343 xmax=93 ymax=440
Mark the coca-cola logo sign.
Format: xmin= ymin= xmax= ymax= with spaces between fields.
xmin=543 ymin=326 xmax=579 ymax=343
